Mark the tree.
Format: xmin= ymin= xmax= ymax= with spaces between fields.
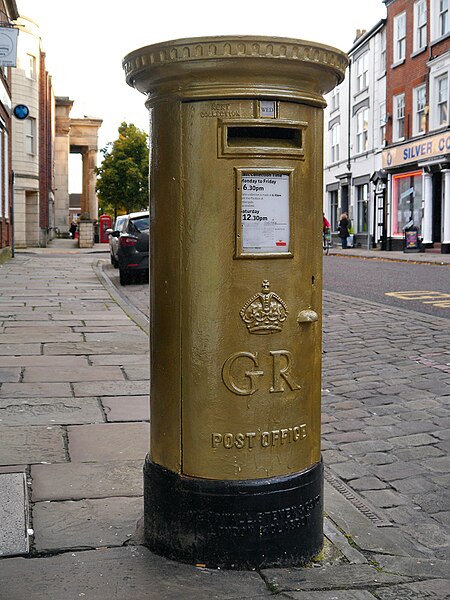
xmin=96 ymin=122 xmax=149 ymax=218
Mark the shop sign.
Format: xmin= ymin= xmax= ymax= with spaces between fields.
xmin=383 ymin=131 xmax=450 ymax=168
xmin=0 ymin=27 xmax=18 ymax=67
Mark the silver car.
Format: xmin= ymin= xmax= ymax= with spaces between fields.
xmin=106 ymin=215 xmax=127 ymax=268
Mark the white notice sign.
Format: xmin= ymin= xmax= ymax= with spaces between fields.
xmin=241 ymin=173 xmax=290 ymax=253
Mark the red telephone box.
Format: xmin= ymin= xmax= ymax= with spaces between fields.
xmin=99 ymin=215 xmax=112 ymax=243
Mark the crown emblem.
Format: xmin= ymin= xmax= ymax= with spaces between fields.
xmin=240 ymin=280 xmax=288 ymax=334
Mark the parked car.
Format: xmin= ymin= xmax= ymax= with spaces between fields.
xmin=106 ymin=215 xmax=127 ymax=267
xmin=117 ymin=211 xmax=149 ymax=286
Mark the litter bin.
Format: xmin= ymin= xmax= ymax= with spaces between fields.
xmin=123 ymin=36 xmax=347 ymax=569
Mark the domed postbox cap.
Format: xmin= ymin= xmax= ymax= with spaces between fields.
xmin=123 ymin=36 xmax=348 ymax=106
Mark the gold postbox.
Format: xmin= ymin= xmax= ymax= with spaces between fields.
xmin=123 ymin=36 xmax=347 ymax=568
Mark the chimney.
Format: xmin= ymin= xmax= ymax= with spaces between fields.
xmin=354 ymin=29 xmax=367 ymax=42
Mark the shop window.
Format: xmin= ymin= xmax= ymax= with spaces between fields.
xmin=356 ymin=184 xmax=369 ymax=233
xmin=393 ymin=93 xmax=405 ymax=141
xmin=413 ymin=84 xmax=427 ymax=135
xmin=414 ymin=0 xmax=428 ymax=51
xmin=394 ymin=12 xmax=406 ymax=63
xmin=392 ymin=171 xmax=423 ymax=236
xmin=355 ymin=108 xmax=369 ymax=154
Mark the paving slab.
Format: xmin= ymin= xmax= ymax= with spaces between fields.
xmin=285 ymin=592 xmax=378 ymax=600
xmin=68 ymin=423 xmax=149 ymax=462
xmin=0 ymin=472 xmax=29 ymax=556
xmin=31 ymin=460 xmax=143 ymax=501
xmin=0 ymin=382 xmax=71 ymax=398
xmin=73 ymin=380 xmax=148 ymax=397
xmin=32 ymin=496 xmax=143 ymax=552
xmin=0 ymin=343 xmax=41 ymax=356
xmin=374 ymin=579 xmax=450 ymax=599
xmin=90 ymin=354 xmax=149 ymax=366
xmin=0 ymin=425 xmax=66 ymax=465
xmin=0 ymin=355 xmax=89 ymax=367
xmin=122 ymin=365 xmax=150 ymax=380
xmin=263 ymin=564 xmax=410 ymax=593
xmin=22 ymin=365 xmax=124 ymax=383
xmin=0 ymin=546 xmax=272 ymax=600
xmin=102 ymin=395 xmax=150 ymax=422
xmin=0 ymin=367 xmax=21 ymax=382
xmin=0 ymin=332 xmax=84 ymax=343
xmin=0 ymin=396 xmax=104 ymax=425
xmin=43 ymin=340 xmax=149 ymax=355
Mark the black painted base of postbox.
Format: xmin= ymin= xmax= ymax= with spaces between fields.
xmin=143 ymin=456 xmax=323 ymax=569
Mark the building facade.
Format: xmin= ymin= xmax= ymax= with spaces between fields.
xmin=12 ymin=16 xmax=55 ymax=248
xmin=382 ymin=0 xmax=450 ymax=252
xmin=324 ymin=21 xmax=387 ymax=249
xmin=0 ymin=0 xmax=19 ymax=261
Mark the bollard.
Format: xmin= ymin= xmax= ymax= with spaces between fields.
xmin=123 ymin=36 xmax=347 ymax=569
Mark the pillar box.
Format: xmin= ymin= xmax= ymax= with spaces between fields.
xmin=123 ymin=36 xmax=347 ymax=569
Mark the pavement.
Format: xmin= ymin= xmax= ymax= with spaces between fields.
xmin=0 ymin=238 xmax=449 ymax=599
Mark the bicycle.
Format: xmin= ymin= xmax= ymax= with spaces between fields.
xmin=323 ymin=227 xmax=331 ymax=255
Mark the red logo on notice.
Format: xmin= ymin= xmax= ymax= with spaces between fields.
xmin=276 ymin=241 xmax=287 ymax=246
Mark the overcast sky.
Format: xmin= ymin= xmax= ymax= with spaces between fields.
xmin=15 ymin=0 xmax=386 ymax=190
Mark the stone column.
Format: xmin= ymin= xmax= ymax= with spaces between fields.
xmin=442 ymin=169 xmax=450 ymax=254
xmin=422 ymin=170 xmax=433 ymax=245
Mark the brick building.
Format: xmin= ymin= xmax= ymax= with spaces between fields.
xmin=382 ymin=0 xmax=450 ymax=252
xmin=0 ymin=0 xmax=19 ymax=262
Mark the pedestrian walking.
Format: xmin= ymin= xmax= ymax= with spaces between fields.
xmin=69 ymin=219 xmax=77 ymax=239
xmin=337 ymin=212 xmax=351 ymax=249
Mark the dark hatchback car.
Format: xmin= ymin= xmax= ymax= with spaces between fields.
xmin=116 ymin=211 xmax=149 ymax=285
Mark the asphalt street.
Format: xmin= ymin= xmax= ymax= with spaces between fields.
xmin=0 ymin=240 xmax=449 ymax=599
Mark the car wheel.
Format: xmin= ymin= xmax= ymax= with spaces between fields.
xmin=119 ymin=269 xmax=131 ymax=286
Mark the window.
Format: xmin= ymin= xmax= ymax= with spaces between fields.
xmin=380 ymin=101 xmax=387 ymax=146
xmin=414 ymin=85 xmax=427 ymax=134
xmin=356 ymin=184 xmax=369 ymax=233
xmin=380 ymin=28 xmax=386 ymax=72
xmin=394 ymin=12 xmax=407 ymax=63
xmin=394 ymin=93 xmax=405 ymax=141
xmin=414 ymin=0 xmax=428 ymax=50
xmin=392 ymin=171 xmax=423 ymax=235
xmin=24 ymin=54 xmax=36 ymax=80
xmin=355 ymin=108 xmax=369 ymax=153
xmin=330 ymin=87 xmax=340 ymax=112
xmin=437 ymin=75 xmax=448 ymax=125
xmin=355 ymin=52 xmax=369 ymax=93
xmin=25 ymin=118 xmax=36 ymax=154
xmin=439 ymin=0 xmax=449 ymax=36
xmin=330 ymin=124 xmax=340 ymax=163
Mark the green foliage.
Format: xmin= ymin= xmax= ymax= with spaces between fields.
xmin=96 ymin=122 xmax=149 ymax=217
